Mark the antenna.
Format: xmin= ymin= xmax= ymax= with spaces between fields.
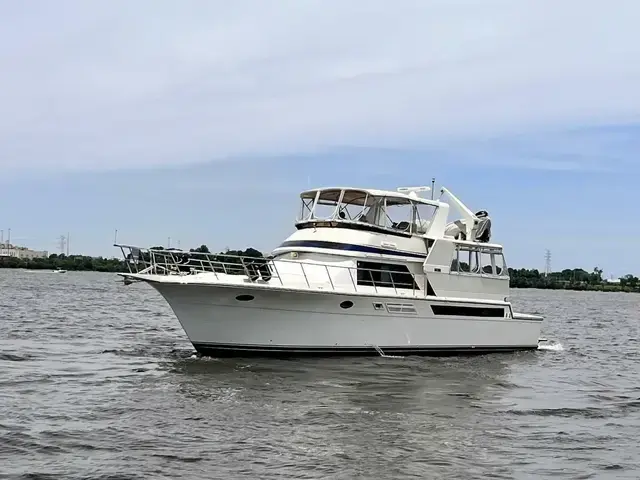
xmin=431 ymin=178 xmax=435 ymax=200
xmin=544 ymin=249 xmax=552 ymax=277
xmin=114 ymin=229 xmax=118 ymax=245
xmin=66 ymin=232 xmax=70 ymax=256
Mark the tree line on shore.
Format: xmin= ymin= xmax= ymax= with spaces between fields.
xmin=0 ymin=245 xmax=263 ymax=275
xmin=0 ymin=253 xmax=126 ymax=273
xmin=509 ymin=267 xmax=639 ymax=292
xmin=1 ymin=245 xmax=639 ymax=292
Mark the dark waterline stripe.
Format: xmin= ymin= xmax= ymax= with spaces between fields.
xmin=192 ymin=342 xmax=538 ymax=358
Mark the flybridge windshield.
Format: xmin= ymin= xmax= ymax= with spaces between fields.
xmin=297 ymin=188 xmax=437 ymax=235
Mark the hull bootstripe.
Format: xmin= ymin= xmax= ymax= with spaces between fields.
xmin=192 ymin=342 xmax=538 ymax=358
xmin=276 ymin=240 xmax=427 ymax=259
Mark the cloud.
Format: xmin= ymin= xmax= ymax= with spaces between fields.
xmin=1 ymin=0 xmax=639 ymax=174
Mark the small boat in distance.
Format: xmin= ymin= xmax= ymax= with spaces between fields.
xmin=115 ymin=183 xmax=544 ymax=357
xmin=53 ymin=267 xmax=67 ymax=273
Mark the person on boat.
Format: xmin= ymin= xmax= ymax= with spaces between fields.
xmin=475 ymin=210 xmax=491 ymax=243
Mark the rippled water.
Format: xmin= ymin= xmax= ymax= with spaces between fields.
xmin=1 ymin=270 xmax=639 ymax=479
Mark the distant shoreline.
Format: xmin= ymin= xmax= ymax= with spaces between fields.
xmin=510 ymin=267 xmax=639 ymax=293
xmin=510 ymin=284 xmax=637 ymax=293
xmin=0 ymin=255 xmax=126 ymax=273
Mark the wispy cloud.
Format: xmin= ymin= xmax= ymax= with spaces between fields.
xmin=1 ymin=0 xmax=639 ymax=174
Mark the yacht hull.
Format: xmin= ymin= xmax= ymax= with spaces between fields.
xmin=148 ymin=281 xmax=543 ymax=358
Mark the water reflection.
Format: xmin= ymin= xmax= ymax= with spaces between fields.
xmin=168 ymin=353 xmax=533 ymax=411
xmin=160 ymin=354 xmax=529 ymax=477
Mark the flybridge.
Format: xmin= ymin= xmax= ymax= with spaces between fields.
xmin=294 ymin=182 xmax=493 ymax=244
xmin=296 ymin=185 xmax=442 ymax=237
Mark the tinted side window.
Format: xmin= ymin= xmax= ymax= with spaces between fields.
xmin=356 ymin=261 xmax=420 ymax=290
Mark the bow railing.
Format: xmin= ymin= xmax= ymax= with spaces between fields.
xmin=115 ymin=244 xmax=423 ymax=297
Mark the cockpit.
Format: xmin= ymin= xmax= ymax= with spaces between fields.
xmin=296 ymin=188 xmax=438 ymax=237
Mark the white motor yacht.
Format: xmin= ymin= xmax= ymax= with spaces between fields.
xmin=116 ymin=184 xmax=544 ymax=357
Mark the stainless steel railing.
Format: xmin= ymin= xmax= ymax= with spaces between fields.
xmin=115 ymin=244 xmax=424 ymax=297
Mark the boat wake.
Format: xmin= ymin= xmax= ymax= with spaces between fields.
xmin=537 ymin=342 xmax=564 ymax=352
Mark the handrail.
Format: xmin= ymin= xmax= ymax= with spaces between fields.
xmin=294 ymin=218 xmax=415 ymax=237
xmin=115 ymin=244 xmax=509 ymax=303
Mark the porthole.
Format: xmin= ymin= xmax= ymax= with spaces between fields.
xmin=340 ymin=300 xmax=354 ymax=309
xmin=235 ymin=294 xmax=255 ymax=302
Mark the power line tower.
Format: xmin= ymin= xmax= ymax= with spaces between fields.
xmin=58 ymin=235 xmax=67 ymax=255
xmin=544 ymin=249 xmax=552 ymax=276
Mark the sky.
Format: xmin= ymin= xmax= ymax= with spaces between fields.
xmin=1 ymin=0 xmax=639 ymax=278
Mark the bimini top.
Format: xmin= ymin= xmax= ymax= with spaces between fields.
xmin=296 ymin=185 xmax=493 ymax=243
xmin=299 ymin=186 xmax=440 ymax=207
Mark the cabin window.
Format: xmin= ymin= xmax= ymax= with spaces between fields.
xmin=451 ymin=245 xmax=508 ymax=277
xmin=493 ymin=252 xmax=507 ymax=276
xmin=414 ymin=203 xmax=437 ymax=234
xmin=297 ymin=197 xmax=315 ymax=222
xmin=451 ymin=248 xmax=479 ymax=273
xmin=311 ymin=189 xmax=343 ymax=220
xmin=451 ymin=250 xmax=470 ymax=272
xmin=356 ymin=261 xmax=419 ymax=290
xmin=381 ymin=198 xmax=413 ymax=233
xmin=339 ymin=191 xmax=371 ymax=221
xmin=480 ymin=252 xmax=493 ymax=274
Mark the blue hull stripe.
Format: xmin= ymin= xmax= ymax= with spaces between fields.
xmin=275 ymin=240 xmax=427 ymax=259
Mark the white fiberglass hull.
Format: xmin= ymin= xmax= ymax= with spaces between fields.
xmin=145 ymin=279 xmax=543 ymax=357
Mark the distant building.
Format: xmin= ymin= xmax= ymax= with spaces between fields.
xmin=0 ymin=242 xmax=48 ymax=259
